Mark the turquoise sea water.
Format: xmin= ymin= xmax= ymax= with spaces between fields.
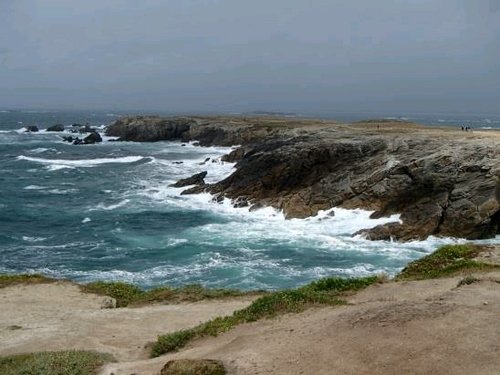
xmin=0 ymin=110 xmax=499 ymax=290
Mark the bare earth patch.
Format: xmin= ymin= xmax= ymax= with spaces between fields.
xmin=100 ymin=269 xmax=500 ymax=375
xmin=0 ymin=282 xmax=254 ymax=362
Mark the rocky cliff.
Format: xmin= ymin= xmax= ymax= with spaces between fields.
xmin=106 ymin=116 xmax=500 ymax=241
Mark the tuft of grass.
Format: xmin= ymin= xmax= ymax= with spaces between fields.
xmin=397 ymin=244 xmax=498 ymax=281
xmin=457 ymin=275 xmax=480 ymax=287
xmin=0 ymin=274 xmax=56 ymax=289
xmin=151 ymin=276 xmax=380 ymax=357
xmin=161 ymin=359 xmax=226 ymax=375
xmin=80 ymin=282 xmax=257 ymax=308
xmin=81 ymin=281 xmax=143 ymax=307
xmin=0 ymin=350 xmax=114 ymax=375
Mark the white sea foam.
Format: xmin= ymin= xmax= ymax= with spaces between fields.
xmin=82 ymin=217 xmax=92 ymax=223
xmin=29 ymin=147 xmax=57 ymax=154
xmin=47 ymin=188 xmax=79 ymax=195
xmin=24 ymin=185 xmax=47 ymax=190
xmin=22 ymin=236 xmax=47 ymax=242
xmin=17 ymin=155 xmax=148 ymax=170
xmin=91 ymin=199 xmax=131 ymax=211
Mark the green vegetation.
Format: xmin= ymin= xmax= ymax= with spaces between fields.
xmin=0 ymin=274 xmax=55 ymax=289
xmin=457 ymin=275 xmax=480 ymax=287
xmin=161 ymin=359 xmax=226 ymax=375
xmin=81 ymin=281 xmax=143 ymax=307
xmin=397 ymin=244 xmax=498 ymax=281
xmin=151 ymin=275 xmax=380 ymax=357
xmin=81 ymin=282 xmax=257 ymax=308
xmin=0 ymin=350 xmax=114 ymax=375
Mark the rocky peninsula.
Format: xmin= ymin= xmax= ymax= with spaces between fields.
xmin=106 ymin=115 xmax=500 ymax=241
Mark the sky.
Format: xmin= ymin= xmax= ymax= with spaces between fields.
xmin=0 ymin=0 xmax=499 ymax=114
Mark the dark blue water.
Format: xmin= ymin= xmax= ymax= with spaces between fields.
xmin=0 ymin=109 xmax=498 ymax=289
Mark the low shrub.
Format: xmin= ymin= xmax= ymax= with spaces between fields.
xmin=0 ymin=350 xmax=114 ymax=375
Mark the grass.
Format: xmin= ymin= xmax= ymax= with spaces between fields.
xmin=80 ymin=282 xmax=258 ymax=308
xmin=150 ymin=275 xmax=381 ymax=357
xmin=0 ymin=350 xmax=114 ymax=375
xmin=457 ymin=275 xmax=480 ymax=287
xmin=396 ymin=244 xmax=499 ymax=281
xmin=0 ymin=274 xmax=56 ymax=289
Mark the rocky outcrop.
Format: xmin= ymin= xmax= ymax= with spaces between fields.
xmin=105 ymin=116 xmax=195 ymax=142
xmin=170 ymin=171 xmax=207 ymax=188
xmin=25 ymin=126 xmax=39 ymax=132
xmin=83 ymin=131 xmax=102 ymax=144
xmin=108 ymin=116 xmax=500 ymax=241
xmin=105 ymin=116 xmax=286 ymax=145
xmin=47 ymin=124 xmax=65 ymax=132
xmin=62 ymin=131 xmax=102 ymax=145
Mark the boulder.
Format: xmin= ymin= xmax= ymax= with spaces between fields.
xmin=160 ymin=359 xmax=226 ymax=375
xmin=83 ymin=131 xmax=102 ymax=144
xmin=25 ymin=125 xmax=39 ymax=132
xmin=171 ymin=171 xmax=207 ymax=188
xmin=47 ymin=124 xmax=65 ymax=132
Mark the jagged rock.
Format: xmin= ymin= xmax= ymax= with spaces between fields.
xmin=105 ymin=116 xmax=500 ymax=241
xmin=171 ymin=171 xmax=207 ymax=188
xmin=62 ymin=136 xmax=74 ymax=143
xmin=221 ymin=147 xmax=249 ymax=162
xmin=160 ymin=359 xmax=226 ymax=375
xmin=25 ymin=125 xmax=39 ymax=132
xmin=83 ymin=131 xmax=102 ymax=144
xmin=47 ymin=124 xmax=65 ymax=132
xmin=181 ymin=185 xmax=206 ymax=195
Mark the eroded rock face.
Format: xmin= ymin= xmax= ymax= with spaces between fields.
xmin=205 ymin=134 xmax=499 ymax=240
xmin=105 ymin=116 xmax=195 ymax=142
xmin=108 ymin=116 xmax=500 ymax=241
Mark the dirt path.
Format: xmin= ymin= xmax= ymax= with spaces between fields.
xmin=100 ymin=271 xmax=500 ymax=375
xmin=0 ymin=282 xmax=254 ymax=362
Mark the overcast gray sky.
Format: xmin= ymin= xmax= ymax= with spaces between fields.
xmin=1 ymin=0 xmax=499 ymax=114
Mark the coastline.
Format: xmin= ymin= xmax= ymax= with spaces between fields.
xmin=1 ymin=244 xmax=499 ymax=374
xmin=106 ymin=115 xmax=500 ymax=241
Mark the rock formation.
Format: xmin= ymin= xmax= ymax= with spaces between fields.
xmin=25 ymin=125 xmax=39 ymax=132
xmin=106 ymin=116 xmax=500 ymax=241
xmin=47 ymin=124 xmax=65 ymax=132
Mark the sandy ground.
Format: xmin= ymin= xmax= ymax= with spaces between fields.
xmin=98 ymin=270 xmax=500 ymax=375
xmin=0 ymin=282 xmax=254 ymax=362
xmin=1 ymin=266 xmax=499 ymax=375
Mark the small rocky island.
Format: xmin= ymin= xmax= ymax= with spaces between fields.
xmin=106 ymin=115 xmax=500 ymax=242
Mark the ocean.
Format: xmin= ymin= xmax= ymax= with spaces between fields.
xmin=1 ymin=109 xmax=499 ymax=290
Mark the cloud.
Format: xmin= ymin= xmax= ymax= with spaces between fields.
xmin=0 ymin=0 xmax=498 ymax=113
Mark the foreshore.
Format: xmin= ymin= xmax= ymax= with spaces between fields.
xmin=1 ymin=244 xmax=499 ymax=374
